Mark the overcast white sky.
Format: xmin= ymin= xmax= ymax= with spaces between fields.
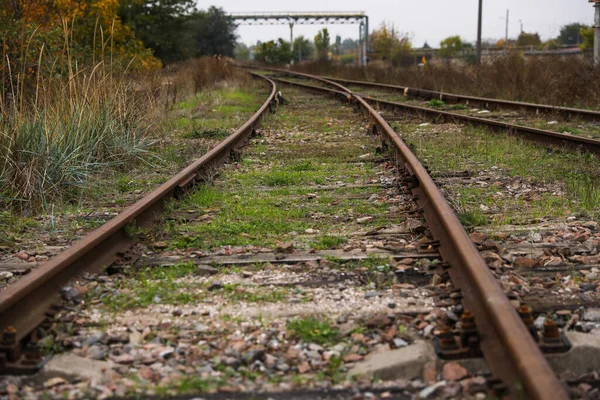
xmin=197 ymin=1 xmax=594 ymax=47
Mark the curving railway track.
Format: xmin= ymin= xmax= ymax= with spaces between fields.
xmin=0 ymin=67 xmax=591 ymax=399
xmin=321 ymin=76 xmax=600 ymax=122
xmin=249 ymin=66 xmax=600 ymax=156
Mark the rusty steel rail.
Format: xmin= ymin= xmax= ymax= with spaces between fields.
xmin=257 ymin=70 xmax=569 ymax=400
xmin=250 ymin=65 xmax=600 ymax=155
xmin=366 ymin=96 xmax=600 ymax=155
xmin=321 ymin=75 xmax=600 ymax=121
xmin=0 ymin=73 xmax=277 ymax=374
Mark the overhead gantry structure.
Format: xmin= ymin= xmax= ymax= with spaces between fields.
xmin=231 ymin=12 xmax=370 ymax=65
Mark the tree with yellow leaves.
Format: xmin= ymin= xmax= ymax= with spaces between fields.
xmin=369 ymin=22 xmax=411 ymax=66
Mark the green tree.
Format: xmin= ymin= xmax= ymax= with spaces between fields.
xmin=293 ymin=36 xmax=314 ymax=62
xmin=190 ymin=7 xmax=236 ymax=58
xmin=580 ymin=27 xmax=594 ymax=50
xmin=540 ymin=39 xmax=559 ymax=50
xmin=516 ymin=32 xmax=541 ymax=47
xmin=234 ymin=43 xmax=250 ymax=60
xmin=255 ymin=39 xmax=293 ymax=64
xmin=558 ymin=23 xmax=589 ymax=45
xmin=119 ymin=0 xmax=196 ymax=63
xmin=314 ymin=28 xmax=331 ymax=61
xmin=439 ymin=35 xmax=464 ymax=58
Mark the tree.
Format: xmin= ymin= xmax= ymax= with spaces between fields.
xmin=341 ymin=38 xmax=357 ymax=52
xmin=580 ymin=27 xmax=594 ymax=50
xmin=254 ymin=39 xmax=293 ymax=64
xmin=234 ymin=43 xmax=250 ymax=60
xmin=558 ymin=23 xmax=589 ymax=45
xmin=370 ymin=22 xmax=411 ymax=65
xmin=516 ymin=32 xmax=541 ymax=47
xmin=293 ymin=36 xmax=314 ymax=62
xmin=119 ymin=0 xmax=196 ymax=63
xmin=314 ymin=28 xmax=331 ymax=61
xmin=190 ymin=7 xmax=236 ymax=58
xmin=540 ymin=39 xmax=559 ymax=50
xmin=439 ymin=35 xmax=463 ymax=58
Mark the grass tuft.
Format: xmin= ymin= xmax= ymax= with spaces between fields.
xmin=427 ymin=99 xmax=446 ymax=108
xmin=287 ymin=317 xmax=340 ymax=345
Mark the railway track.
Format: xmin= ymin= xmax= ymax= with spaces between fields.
xmin=0 ymin=68 xmax=591 ymax=399
xmin=321 ymin=76 xmax=600 ymax=122
xmin=249 ymin=66 xmax=600 ymax=155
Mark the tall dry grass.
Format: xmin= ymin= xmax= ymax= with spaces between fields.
xmin=163 ymin=57 xmax=248 ymax=107
xmin=295 ymin=54 xmax=600 ymax=109
xmin=0 ymin=52 xmax=245 ymax=212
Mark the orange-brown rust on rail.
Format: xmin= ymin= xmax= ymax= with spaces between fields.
xmin=321 ymin=75 xmax=600 ymax=122
xmin=252 ymin=67 xmax=570 ymax=400
xmin=0 ymin=72 xmax=278 ymax=374
xmin=248 ymin=64 xmax=600 ymax=156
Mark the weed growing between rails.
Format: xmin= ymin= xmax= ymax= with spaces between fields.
xmin=392 ymin=121 xmax=600 ymax=226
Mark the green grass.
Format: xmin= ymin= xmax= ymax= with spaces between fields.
xmin=116 ymin=175 xmax=134 ymax=194
xmin=157 ymin=85 xmax=401 ymax=253
xmin=166 ymin=182 xmax=390 ymax=250
xmin=287 ymin=317 xmax=341 ymax=346
xmin=262 ymin=170 xmax=303 ymax=186
xmin=310 ymin=235 xmax=348 ymax=250
xmin=290 ymin=160 xmax=317 ymax=172
xmin=397 ymin=123 xmax=600 ymax=225
xmin=458 ymin=210 xmax=490 ymax=226
xmin=427 ymin=99 xmax=446 ymax=108
xmin=0 ymin=211 xmax=39 ymax=247
xmin=91 ymin=262 xmax=202 ymax=311
xmin=1 ymin=98 xmax=153 ymax=210
xmin=183 ymin=127 xmax=230 ymax=140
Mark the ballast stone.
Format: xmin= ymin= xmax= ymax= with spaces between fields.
xmin=349 ymin=340 xmax=435 ymax=380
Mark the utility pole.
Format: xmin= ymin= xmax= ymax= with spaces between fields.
xmin=505 ymin=10 xmax=509 ymax=43
xmin=476 ymin=0 xmax=483 ymax=65
xmin=594 ymin=0 xmax=600 ymax=66
xmin=359 ymin=21 xmax=364 ymax=66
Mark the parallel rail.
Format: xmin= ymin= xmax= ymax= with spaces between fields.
xmin=255 ymin=66 xmax=600 ymax=155
xmin=323 ymin=75 xmax=600 ymax=121
xmin=264 ymin=70 xmax=569 ymax=400
xmin=0 ymin=73 xmax=278 ymax=373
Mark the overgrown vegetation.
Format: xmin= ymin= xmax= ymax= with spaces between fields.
xmin=397 ymin=123 xmax=600 ymax=225
xmin=0 ymin=53 xmax=245 ymax=212
xmin=295 ymin=55 xmax=600 ymax=109
xmin=0 ymin=0 xmax=243 ymax=213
